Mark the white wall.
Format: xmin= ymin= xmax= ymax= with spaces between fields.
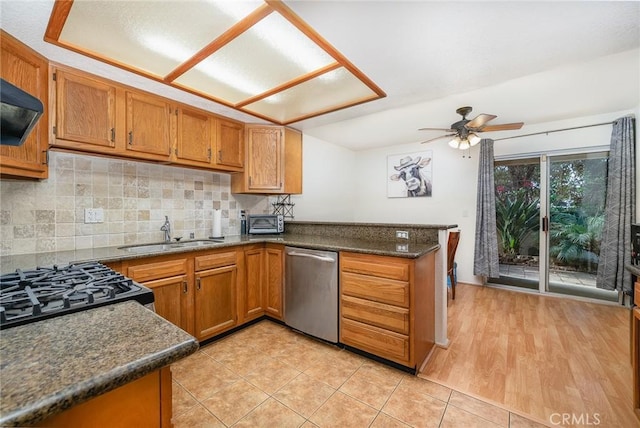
xmin=288 ymin=135 xmax=357 ymax=222
xmin=351 ymin=141 xmax=479 ymax=283
xmin=296 ymin=110 xmax=637 ymax=286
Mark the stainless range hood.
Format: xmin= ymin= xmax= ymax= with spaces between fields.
xmin=0 ymin=78 xmax=43 ymax=146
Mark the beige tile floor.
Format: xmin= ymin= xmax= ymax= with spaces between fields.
xmin=171 ymin=320 xmax=548 ymax=428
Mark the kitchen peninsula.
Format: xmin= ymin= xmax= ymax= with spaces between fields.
xmin=0 ymin=301 xmax=198 ymax=427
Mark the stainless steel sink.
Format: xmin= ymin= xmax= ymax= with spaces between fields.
xmin=170 ymin=239 xmax=224 ymax=248
xmin=118 ymin=239 xmax=224 ymax=253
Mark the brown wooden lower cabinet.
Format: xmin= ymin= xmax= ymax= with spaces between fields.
xmin=115 ymin=245 xmax=284 ymax=341
xmin=124 ymin=257 xmax=194 ymax=335
xmin=264 ymin=244 xmax=284 ymax=320
xmin=195 ymin=265 xmax=238 ymax=340
xmin=339 ymin=251 xmax=435 ymax=370
xmin=113 ymin=244 xmax=436 ymax=373
xmin=33 ymin=367 xmax=171 ymax=428
xmin=341 ymin=318 xmax=410 ymax=363
xmin=242 ymin=246 xmax=265 ymax=322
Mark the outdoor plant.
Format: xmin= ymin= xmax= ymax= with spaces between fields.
xmin=549 ymin=208 xmax=604 ymax=272
xmin=495 ymin=190 xmax=539 ymax=258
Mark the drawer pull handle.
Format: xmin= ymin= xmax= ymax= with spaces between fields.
xmin=196 ymin=278 xmax=201 ymax=290
xmin=183 ymin=280 xmax=188 ymax=294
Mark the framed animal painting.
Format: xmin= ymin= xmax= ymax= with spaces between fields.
xmin=387 ymin=151 xmax=433 ymax=198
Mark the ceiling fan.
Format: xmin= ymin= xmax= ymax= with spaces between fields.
xmin=419 ymin=106 xmax=524 ymax=150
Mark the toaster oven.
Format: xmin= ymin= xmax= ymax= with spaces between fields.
xmin=248 ymin=214 xmax=284 ymax=234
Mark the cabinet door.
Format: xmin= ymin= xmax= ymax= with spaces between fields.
xmin=264 ymin=245 xmax=283 ymax=319
xmin=143 ymin=275 xmax=190 ymax=333
xmin=175 ymin=107 xmax=213 ymax=166
xmin=243 ymin=248 xmax=264 ymax=320
xmin=54 ymin=69 xmax=116 ymax=149
xmin=283 ymin=127 xmax=303 ymax=194
xmin=195 ymin=265 xmax=237 ymax=340
xmin=216 ymin=119 xmax=244 ymax=169
xmin=0 ymin=30 xmax=48 ymax=179
xmin=247 ymin=126 xmax=283 ymax=191
xmin=125 ymin=91 xmax=171 ymax=158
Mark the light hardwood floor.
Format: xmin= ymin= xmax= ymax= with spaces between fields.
xmin=420 ymin=283 xmax=638 ymax=428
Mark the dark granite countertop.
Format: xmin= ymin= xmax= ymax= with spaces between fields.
xmin=625 ymin=264 xmax=640 ymax=277
xmin=0 ymin=234 xmax=440 ymax=274
xmin=0 ymin=301 xmax=198 ymax=427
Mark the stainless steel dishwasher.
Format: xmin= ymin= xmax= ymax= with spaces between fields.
xmin=284 ymin=246 xmax=338 ymax=343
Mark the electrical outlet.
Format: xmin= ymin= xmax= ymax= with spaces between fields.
xmin=84 ymin=208 xmax=104 ymax=224
xmin=396 ymin=230 xmax=409 ymax=240
xmin=396 ymin=244 xmax=408 ymax=252
xmin=190 ymin=232 xmax=195 ymax=239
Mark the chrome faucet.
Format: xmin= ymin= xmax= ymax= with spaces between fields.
xmin=160 ymin=216 xmax=171 ymax=242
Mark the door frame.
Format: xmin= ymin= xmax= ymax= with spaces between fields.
xmin=494 ymin=145 xmax=610 ymax=296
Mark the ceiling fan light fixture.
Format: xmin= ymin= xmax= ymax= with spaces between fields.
xmin=448 ymin=136 xmax=461 ymax=149
xmin=458 ymin=139 xmax=470 ymax=150
xmin=468 ymin=133 xmax=481 ymax=146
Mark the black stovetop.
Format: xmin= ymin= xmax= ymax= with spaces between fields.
xmin=0 ymin=262 xmax=154 ymax=329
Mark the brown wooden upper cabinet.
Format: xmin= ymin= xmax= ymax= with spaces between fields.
xmin=231 ymin=125 xmax=302 ymax=194
xmin=175 ymin=106 xmax=215 ymax=167
xmin=216 ymin=119 xmax=244 ymax=170
xmin=125 ymin=90 xmax=172 ymax=160
xmin=53 ymin=68 xmax=117 ymax=151
xmin=0 ymin=30 xmax=49 ymax=180
xmin=49 ymin=63 xmax=246 ymax=173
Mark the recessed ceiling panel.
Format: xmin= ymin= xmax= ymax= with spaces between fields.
xmin=174 ymin=12 xmax=335 ymax=104
xmin=242 ymin=67 xmax=378 ymax=123
xmin=47 ymin=0 xmax=385 ymax=124
xmin=59 ymin=0 xmax=263 ymax=77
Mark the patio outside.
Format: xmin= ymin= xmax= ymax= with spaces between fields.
xmin=493 ymin=155 xmax=613 ymax=300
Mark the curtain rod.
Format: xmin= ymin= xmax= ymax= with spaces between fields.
xmin=493 ymin=121 xmax=614 ymax=141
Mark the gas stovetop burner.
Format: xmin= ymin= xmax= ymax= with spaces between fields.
xmin=0 ymin=262 xmax=154 ymax=329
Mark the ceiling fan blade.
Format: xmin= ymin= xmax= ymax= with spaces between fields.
xmin=420 ymin=133 xmax=456 ymax=144
xmin=466 ymin=114 xmax=497 ymax=129
xmin=418 ymin=127 xmax=454 ymax=132
xmin=479 ymin=122 xmax=524 ymax=132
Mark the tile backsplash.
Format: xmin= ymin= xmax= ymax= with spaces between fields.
xmin=0 ymin=152 xmax=270 ymax=256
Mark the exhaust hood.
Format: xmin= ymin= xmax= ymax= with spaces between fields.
xmin=0 ymin=78 xmax=44 ymax=147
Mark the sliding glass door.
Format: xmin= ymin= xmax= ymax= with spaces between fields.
xmin=493 ymin=158 xmax=541 ymax=290
xmin=547 ymin=152 xmax=616 ymax=301
xmin=491 ymin=151 xmax=617 ymax=301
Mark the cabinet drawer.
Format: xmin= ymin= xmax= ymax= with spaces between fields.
xmin=195 ymin=251 xmax=237 ymax=271
xmin=341 ymin=318 xmax=409 ymax=364
xmin=341 ymin=254 xmax=409 ymax=281
xmin=341 ymin=271 xmax=409 ymax=307
xmin=127 ymin=259 xmax=188 ymax=282
xmin=342 ymin=295 xmax=409 ymax=334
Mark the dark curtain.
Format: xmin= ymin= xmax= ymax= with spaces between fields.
xmin=596 ymin=116 xmax=636 ymax=292
xmin=474 ymin=139 xmax=500 ymax=278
